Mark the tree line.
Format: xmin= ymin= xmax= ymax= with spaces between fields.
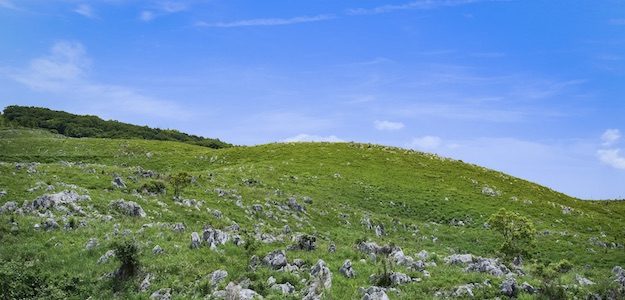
xmin=2 ymin=106 xmax=232 ymax=149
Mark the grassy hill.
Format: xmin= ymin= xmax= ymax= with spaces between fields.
xmin=2 ymin=106 xmax=232 ymax=149
xmin=1 ymin=123 xmax=624 ymax=299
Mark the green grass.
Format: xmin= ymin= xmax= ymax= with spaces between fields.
xmin=1 ymin=128 xmax=624 ymax=299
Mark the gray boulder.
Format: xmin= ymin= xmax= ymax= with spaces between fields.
xmin=339 ymin=259 xmax=356 ymax=278
xmin=85 ymin=238 xmax=98 ymax=250
xmin=289 ymin=234 xmax=316 ymax=251
xmin=109 ymin=199 xmax=146 ymax=217
xmin=153 ymin=245 xmax=164 ymax=255
xmin=190 ymin=232 xmax=201 ymax=249
xmin=150 ymin=288 xmax=171 ymax=300
xmin=263 ymin=250 xmax=288 ymax=269
xmin=172 ymin=223 xmax=186 ymax=233
xmin=389 ymin=272 xmax=412 ymax=285
xmin=271 ymin=282 xmax=295 ymax=294
xmin=576 ymin=274 xmax=595 ymax=286
xmin=42 ymin=218 xmax=59 ymax=230
xmin=361 ymin=286 xmax=389 ymax=300
xmin=112 ymin=176 xmax=126 ymax=188
xmin=500 ymin=277 xmax=517 ymax=297
xmin=303 ymin=259 xmax=332 ymax=300
xmin=444 ymin=254 xmax=474 ymax=265
xmin=287 ymin=197 xmax=305 ymax=212
xmin=614 ymin=266 xmax=625 ymax=288
xmin=466 ymin=257 xmax=511 ymax=277
xmin=0 ymin=201 xmax=18 ymax=214
xmin=97 ymin=250 xmax=115 ymax=264
xmin=140 ymin=273 xmax=153 ymax=292
xmin=328 ymin=243 xmax=336 ymax=253
xmin=203 ymin=226 xmax=230 ymax=249
xmin=210 ymin=269 xmax=228 ymax=287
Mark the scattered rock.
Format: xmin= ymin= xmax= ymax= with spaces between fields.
xmin=190 ymin=232 xmax=201 ymax=249
xmin=140 ymin=273 xmax=153 ymax=292
xmin=481 ymin=186 xmax=501 ymax=197
xmin=289 ymin=234 xmax=316 ymax=251
xmin=0 ymin=190 xmax=6 ymax=197
xmin=328 ymin=243 xmax=336 ymax=253
xmin=339 ymin=260 xmax=356 ymax=278
xmin=0 ymin=201 xmax=18 ymax=214
xmin=521 ymin=282 xmax=536 ymax=294
xmin=303 ymin=196 xmax=313 ymax=204
xmin=112 ymin=176 xmax=126 ymax=189
xmin=417 ymin=250 xmax=429 ymax=260
xmin=271 ymin=282 xmax=295 ymax=294
xmin=466 ymin=257 xmax=511 ymax=277
xmin=389 ymin=272 xmax=412 ymax=285
xmin=303 ymin=259 xmax=332 ymax=300
xmin=172 ymin=223 xmax=186 ymax=233
xmin=42 ymin=218 xmax=59 ymax=230
xmin=252 ymin=204 xmax=263 ymax=212
xmin=213 ymin=282 xmax=260 ymax=300
xmin=150 ymin=288 xmax=171 ymax=300
xmin=500 ymin=277 xmax=517 ymax=297
xmin=444 ymin=254 xmax=474 ymax=265
xmin=153 ymin=245 xmax=164 ymax=255
xmin=614 ymin=266 xmax=625 ymax=288
xmin=85 ymin=238 xmax=98 ymax=250
xmin=210 ymin=270 xmax=228 ymax=287
xmin=97 ymin=250 xmax=115 ymax=264
xmin=576 ymin=274 xmax=595 ymax=286
xmin=360 ymin=286 xmax=389 ymax=300
xmin=287 ymin=197 xmax=305 ymax=212
xmin=374 ymin=224 xmax=385 ymax=237
xmin=109 ymin=199 xmax=146 ymax=217
xmin=452 ymin=283 xmax=477 ymax=297
xmin=203 ymin=226 xmax=230 ymax=249
xmin=263 ymin=250 xmax=288 ymax=270
xmin=24 ymin=190 xmax=90 ymax=214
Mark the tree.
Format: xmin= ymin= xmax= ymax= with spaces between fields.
xmin=169 ymin=172 xmax=192 ymax=199
xmin=488 ymin=208 xmax=536 ymax=259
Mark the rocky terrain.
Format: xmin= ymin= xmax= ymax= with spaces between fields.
xmin=1 ymin=125 xmax=625 ymax=299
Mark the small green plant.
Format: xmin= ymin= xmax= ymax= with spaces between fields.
xmin=488 ymin=208 xmax=536 ymax=260
xmin=111 ymin=239 xmax=140 ymax=280
xmin=169 ymin=172 xmax=192 ymax=199
xmin=139 ymin=180 xmax=166 ymax=194
xmin=371 ymin=255 xmax=394 ymax=287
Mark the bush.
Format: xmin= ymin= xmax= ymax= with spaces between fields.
xmin=111 ymin=239 xmax=140 ymax=280
xmin=140 ymin=180 xmax=166 ymax=194
xmin=488 ymin=208 xmax=536 ymax=260
xmin=169 ymin=172 xmax=192 ymax=199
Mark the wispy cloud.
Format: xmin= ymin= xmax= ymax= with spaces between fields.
xmin=74 ymin=4 xmax=96 ymax=19
xmin=3 ymin=41 xmax=192 ymax=120
xmin=196 ymin=14 xmax=335 ymax=28
xmin=283 ymin=134 xmax=345 ymax=143
xmin=410 ymin=135 xmax=442 ymax=150
xmin=601 ymin=129 xmax=621 ymax=146
xmin=374 ymin=120 xmax=405 ymax=131
xmin=139 ymin=1 xmax=188 ymax=22
xmin=347 ymin=0 xmax=487 ymax=15
xmin=598 ymin=149 xmax=625 ymax=170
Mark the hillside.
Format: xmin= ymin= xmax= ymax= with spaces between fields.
xmin=1 ymin=126 xmax=625 ymax=299
xmin=2 ymin=106 xmax=232 ymax=149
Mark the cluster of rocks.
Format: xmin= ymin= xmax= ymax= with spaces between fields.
xmin=445 ymin=254 xmax=512 ymax=277
xmin=339 ymin=260 xmax=356 ymax=278
xmin=360 ymin=286 xmax=390 ymax=300
xmin=288 ymin=234 xmax=316 ymax=251
xmin=267 ymin=276 xmax=295 ymax=295
xmin=303 ymin=259 xmax=332 ymax=300
xmin=109 ymin=199 xmax=146 ymax=217
xmin=211 ymin=282 xmax=261 ymax=300
xmin=481 ymin=186 xmax=501 ymax=197
xmin=360 ymin=215 xmax=386 ymax=237
xmin=190 ymin=224 xmax=241 ymax=249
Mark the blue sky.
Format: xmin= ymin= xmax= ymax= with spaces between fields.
xmin=1 ymin=0 xmax=624 ymax=199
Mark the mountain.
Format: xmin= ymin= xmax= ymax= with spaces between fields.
xmin=0 ymin=110 xmax=624 ymax=299
xmin=2 ymin=106 xmax=232 ymax=149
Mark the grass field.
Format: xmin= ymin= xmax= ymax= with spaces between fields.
xmin=1 ymin=127 xmax=624 ymax=299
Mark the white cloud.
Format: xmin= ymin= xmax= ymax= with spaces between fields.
xmin=374 ymin=120 xmax=405 ymax=131
xmin=5 ymin=41 xmax=191 ymax=120
xmin=74 ymin=4 xmax=95 ymax=18
xmin=140 ymin=10 xmax=156 ymax=22
xmin=410 ymin=135 xmax=442 ymax=150
xmin=159 ymin=1 xmax=187 ymax=13
xmin=283 ymin=134 xmax=345 ymax=143
xmin=347 ymin=0 xmax=485 ymax=15
xmin=601 ymin=129 xmax=621 ymax=146
xmin=598 ymin=149 xmax=625 ymax=170
xmin=196 ymin=14 xmax=335 ymax=28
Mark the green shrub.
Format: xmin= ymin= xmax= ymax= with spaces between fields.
xmin=488 ymin=208 xmax=536 ymax=260
xmin=140 ymin=180 xmax=166 ymax=194
xmin=111 ymin=239 xmax=140 ymax=280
